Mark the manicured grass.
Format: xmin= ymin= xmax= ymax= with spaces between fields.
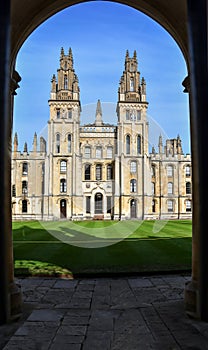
xmin=12 ymin=220 xmax=192 ymax=276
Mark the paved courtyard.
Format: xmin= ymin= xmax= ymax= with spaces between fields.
xmin=1 ymin=274 xmax=208 ymax=349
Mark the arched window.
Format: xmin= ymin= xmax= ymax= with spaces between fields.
xmin=22 ymin=180 xmax=28 ymax=194
xmin=22 ymin=200 xmax=27 ymax=213
xmin=186 ymin=166 xmax=191 ymax=177
xmin=167 ymin=200 xmax=173 ymax=212
xmin=60 ymin=160 xmax=67 ymax=173
xmin=56 ymin=133 xmax=60 ymax=153
xmin=167 ymin=165 xmax=173 ymax=177
xmin=130 ymin=161 xmax=137 ymax=173
xmin=60 ymin=179 xmax=67 ymax=193
xmin=22 ymin=162 xmax=28 ymax=175
xmin=68 ymin=134 xmax=71 ymax=153
xmin=130 ymin=78 xmax=134 ymax=91
xmin=137 ymin=135 xmax=141 ymax=154
xmin=85 ymin=164 xmax=91 ymax=180
xmin=186 ymin=182 xmax=191 ymax=194
xmin=85 ymin=146 xmax=91 ymax=158
xmin=64 ymin=75 xmax=68 ymax=89
xmin=186 ymin=200 xmax=192 ymax=212
xmin=130 ymin=179 xmax=137 ymax=193
xmin=126 ymin=135 xmax=130 ymax=154
xmin=96 ymin=164 xmax=102 ymax=181
xmin=107 ymin=164 xmax=113 ymax=180
xmin=168 ymin=182 xmax=173 ymax=194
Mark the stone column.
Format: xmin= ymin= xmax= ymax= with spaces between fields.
xmin=185 ymin=0 xmax=208 ymax=321
xmin=0 ymin=0 xmax=22 ymax=324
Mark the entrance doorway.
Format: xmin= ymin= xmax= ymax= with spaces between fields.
xmin=130 ymin=199 xmax=137 ymax=218
xmin=95 ymin=193 xmax=103 ymax=214
xmin=60 ymin=199 xmax=67 ymax=218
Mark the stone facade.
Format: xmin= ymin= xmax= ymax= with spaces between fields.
xmin=11 ymin=48 xmax=192 ymax=221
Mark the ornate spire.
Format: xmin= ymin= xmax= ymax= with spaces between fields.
xmin=133 ymin=50 xmax=137 ymax=59
xmin=95 ymin=99 xmax=103 ymax=126
xmin=13 ymin=132 xmax=18 ymax=152
xmin=125 ymin=50 xmax=129 ymax=59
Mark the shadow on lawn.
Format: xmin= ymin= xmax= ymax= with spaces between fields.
xmin=13 ymin=225 xmax=192 ymax=276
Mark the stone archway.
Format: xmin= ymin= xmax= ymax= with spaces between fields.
xmin=0 ymin=0 xmax=207 ymax=323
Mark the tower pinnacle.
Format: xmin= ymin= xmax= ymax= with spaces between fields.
xmin=95 ymin=99 xmax=103 ymax=126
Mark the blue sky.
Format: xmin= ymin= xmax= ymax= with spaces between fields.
xmin=13 ymin=1 xmax=190 ymax=153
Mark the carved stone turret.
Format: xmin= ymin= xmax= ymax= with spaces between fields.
xmin=118 ymin=50 xmax=147 ymax=103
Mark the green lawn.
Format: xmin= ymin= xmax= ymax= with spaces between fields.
xmin=13 ymin=220 xmax=192 ymax=276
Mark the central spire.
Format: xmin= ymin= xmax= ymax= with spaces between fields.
xmin=95 ymin=99 xmax=103 ymax=126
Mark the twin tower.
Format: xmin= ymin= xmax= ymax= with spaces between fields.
xmin=12 ymin=48 xmax=192 ymax=220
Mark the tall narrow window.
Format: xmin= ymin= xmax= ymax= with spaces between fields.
xmin=137 ymin=110 xmax=141 ymax=121
xmin=85 ymin=164 xmax=91 ymax=180
xmin=152 ymin=200 xmax=156 ymax=213
xmin=22 ymin=181 xmax=28 ymax=194
xmin=12 ymin=184 xmax=16 ymax=197
xmin=85 ymin=146 xmax=91 ymax=158
xmin=130 ymin=179 xmax=137 ymax=193
xmin=167 ymin=200 xmax=173 ymax=212
xmin=96 ymin=164 xmax=102 ymax=181
xmin=60 ymin=160 xmax=67 ymax=173
xmin=57 ymin=109 xmax=60 ymax=119
xmin=152 ymin=182 xmax=155 ymax=195
xmin=68 ymin=109 xmax=72 ymax=119
xmin=130 ymin=161 xmax=137 ymax=173
xmin=22 ymin=200 xmax=27 ymax=213
xmin=96 ymin=146 xmax=102 ymax=159
xmin=107 ymin=196 xmax=112 ymax=214
xmin=186 ymin=200 xmax=192 ymax=212
xmin=167 ymin=165 xmax=173 ymax=177
xmin=56 ymin=134 xmax=60 ymax=153
xmin=60 ymin=179 xmax=67 ymax=193
xmin=95 ymin=193 xmax=103 ymax=214
xmin=168 ymin=182 xmax=173 ymax=194
xmin=185 ymin=166 xmax=191 ymax=177
xmin=64 ymin=75 xmax=68 ymax=89
xmin=107 ymin=146 xmax=113 ymax=158
xmin=130 ymin=78 xmax=134 ymax=91
xmin=151 ymin=165 xmax=155 ymax=177
xmin=107 ymin=164 xmax=113 ymax=180
xmin=126 ymin=135 xmax=130 ymax=154
xmin=186 ymin=182 xmax=191 ymax=194
xmin=137 ymin=135 xmax=141 ymax=154
xmin=68 ymin=134 xmax=71 ymax=153
xmin=126 ymin=110 xmax=130 ymax=120
xmin=22 ymin=162 xmax=28 ymax=175
xmin=86 ymin=196 xmax=91 ymax=214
